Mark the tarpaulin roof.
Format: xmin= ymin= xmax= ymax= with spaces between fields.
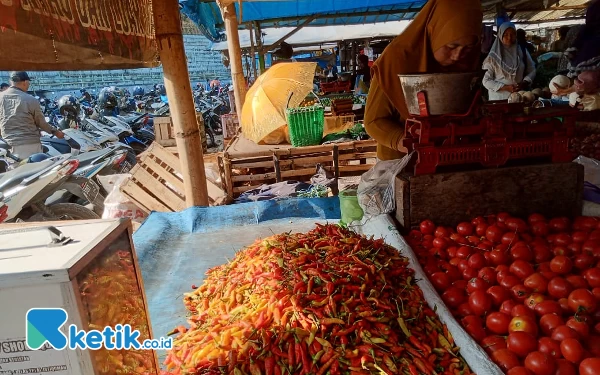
xmin=179 ymin=0 xmax=425 ymax=42
xmin=0 ymin=0 xmax=159 ymax=71
xmin=210 ymin=21 xmax=410 ymax=50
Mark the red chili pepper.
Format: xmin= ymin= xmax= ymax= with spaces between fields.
xmin=316 ymin=356 xmax=336 ymax=375
xmin=288 ymin=342 xmax=295 ymax=367
xmin=264 ymin=356 xmax=275 ymax=375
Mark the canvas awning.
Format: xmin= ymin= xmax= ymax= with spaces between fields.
xmin=0 ymin=0 xmax=159 ymax=71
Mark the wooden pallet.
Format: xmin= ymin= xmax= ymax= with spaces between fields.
xmin=221 ymin=114 xmax=240 ymax=139
xmin=154 ymin=114 xmax=207 ymax=151
xmin=219 ymin=139 xmax=377 ymax=199
xmin=121 ymin=143 xmax=228 ymax=213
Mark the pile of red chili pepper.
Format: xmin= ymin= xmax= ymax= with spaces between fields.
xmin=163 ymin=224 xmax=472 ymax=375
xmin=78 ymin=246 xmax=157 ymax=375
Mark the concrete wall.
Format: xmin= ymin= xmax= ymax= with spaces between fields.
xmin=0 ymin=34 xmax=230 ymax=93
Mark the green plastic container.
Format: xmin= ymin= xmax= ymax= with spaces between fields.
xmin=338 ymin=188 xmax=364 ymax=226
xmin=286 ymin=106 xmax=325 ymax=147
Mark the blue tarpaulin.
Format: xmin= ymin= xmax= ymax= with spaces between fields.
xmin=180 ymin=0 xmax=425 ymax=41
xmin=132 ymin=197 xmax=340 ymax=363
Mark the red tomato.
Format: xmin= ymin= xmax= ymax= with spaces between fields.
xmin=430 ymin=272 xmax=451 ymax=291
xmin=497 ymin=212 xmax=511 ymax=224
xmin=529 ymin=213 xmax=546 ymax=225
xmin=442 ymin=287 xmax=467 ymax=309
xmin=458 ymin=259 xmax=470 ymax=272
xmin=552 ymin=326 xmax=579 ymax=341
xmin=487 ymin=225 xmax=505 ymax=244
xmin=443 ymin=264 xmax=461 ymax=281
xmin=568 ymin=289 xmax=597 ymax=314
xmin=512 ymin=284 xmax=530 ymax=302
xmin=479 ymin=267 xmax=498 ymax=285
xmin=435 ymin=226 xmax=451 ymax=238
xmin=575 ymin=254 xmax=596 ymax=272
xmin=533 ymin=245 xmax=553 ymax=263
xmin=574 ymin=217 xmax=599 ymax=231
xmin=510 ymin=260 xmax=536 ymax=279
xmin=525 ymin=351 xmax=556 ymax=375
xmin=432 ymin=237 xmax=449 ymax=250
xmin=501 ymin=275 xmax=522 ymax=289
xmin=582 ymin=240 xmax=600 ymax=255
xmin=501 ymin=300 xmax=519 ymax=315
xmin=593 ymin=287 xmax=600 ymax=301
xmin=566 ymin=317 xmax=590 ymax=338
xmin=538 ymin=337 xmax=563 ymax=359
xmin=525 ymin=293 xmax=546 ymax=310
xmin=539 ymin=314 xmax=565 ymax=336
xmin=456 ymin=302 xmax=474 ymax=317
xmin=489 ymin=249 xmax=511 ymax=266
xmin=502 ymin=232 xmax=520 ymax=246
xmin=462 ymin=315 xmax=487 ymax=342
xmin=497 ymin=265 xmax=511 ymax=280
xmin=476 ymin=223 xmax=488 ymax=237
xmin=492 ymin=349 xmax=521 ymax=372
xmin=560 ymin=338 xmax=585 ymax=364
xmin=548 ymin=277 xmax=574 ymax=299
xmin=584 ymin=268 xmax=600 ymax=288
xmin=524 ymin=273 xmax=548 ymax=293
xmin=447 ymin=246 xmax=458 ymax=258
xmin=566 ymin=275 xmax=588 ymax=289
xmin=554 ymin=359 xmax=577 ymax=375
xmin=468 ymin=253 xmax=487 ymax=270
xmin=512 ymin=304 xmax=537 ymax=320
xmin=467 ymin=277 xmax=489 ymax=293
xmin=511 ymin=246 xmax=535 ymax=262
xmin=487 ymin=285 xmax=512 ymax=307
xmin=559 ymin=298 xmax=571 ymax=314
xmin=452 ymin=279 xmax=468 ymax=290
xmin=472 ymin=216 xmax=486 ymax=226
xmin=456 ymin=222 xmax=474 ymax=236
xmin=481 ymin=335 xmax=507 ymax=355
xmin=506 ymin=218 xmax=529 ymax=233
xmin=456 ymin=246 xmax=472 ymax=259
xmin=549 ymin=217 xmax=570 ymax=233
xmin=467 ymin=235 xmax=481 ymax=245
xmin=486 ymin=312 xmax=512 ymax=335
xmin=508 ymin=367 xmax=534 ymax=375
xmin=468 ymin=290 xmax=493 ymax=316
xmin=508 ymin=331 xmax=539 ymax=358
xmin=535 ymin=300 xmax=564 ymax=317
xmin=420 ymin=220 xmax=436 ymax=234
xmin=567 ymin=242 xmax=582 ymax=255
xmin=554 ymin=233 xmax=573 ymax=246
xmin=572 ymin=231 xmax=589 ymax=243
xmin=579 ymin=358 xmax=600 ymax=375
xmin=585 ymin=335 xmax=600 ymax=356
xmin=462 ymin=266 xmax=478 ymax=280
xmin=509 ymin=316 xmax=539 ymax=337
xmin=590 ymin=230 xmax=600 ymax=241
xmin=550 ymin=256 xmax=573 ymax=275
xmin=532 ymin=222 xmax=550 ymax=237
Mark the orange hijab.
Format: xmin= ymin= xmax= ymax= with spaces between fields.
xmin=371 ymin=0 xmax=483 ymax=118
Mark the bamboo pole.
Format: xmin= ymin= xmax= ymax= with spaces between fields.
xmin=220 ymin=2 xmax=247 ymax=118
xmin=248 ymin=23 xmax=258 ymax=81
xmin=255 ymin=22 xmax=266 ymax=73
xmin=153 ymin=0 xmax=209 ymax=207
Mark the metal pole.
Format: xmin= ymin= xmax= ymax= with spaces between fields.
xmin=153 ymin=0 xmax=209 ymax=207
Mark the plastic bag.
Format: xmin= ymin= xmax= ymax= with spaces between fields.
xmin=574 ymin=156 xmax=600 ymax=187
xmin=357 ymin=151 xmax=414 ymax=216
xmin=98 ymin=174 xmax=147 ymax=222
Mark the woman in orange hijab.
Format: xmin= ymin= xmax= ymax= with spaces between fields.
xmin=364 ymin=0 xmax=483 ymax=160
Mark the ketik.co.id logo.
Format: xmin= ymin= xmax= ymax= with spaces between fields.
xmin=26 ymin=308 xmax=171 ymax=350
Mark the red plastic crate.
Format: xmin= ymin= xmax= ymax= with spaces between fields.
xmin=320 ymin=80 xmax=352 ymax=94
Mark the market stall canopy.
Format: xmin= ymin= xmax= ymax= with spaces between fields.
xmin=210 ymin=21 xmax=410 ymax=51
xmin=0 ymin=0 xmax=159 ymax=71
xmin=180 ymin=0 xmax=424 ymax=42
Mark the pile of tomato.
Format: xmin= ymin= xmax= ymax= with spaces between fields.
xmin=406 ymin=214 xmax=600 ymax=375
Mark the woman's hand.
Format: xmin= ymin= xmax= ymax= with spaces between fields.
xmin=501 ymin=84 xmax=517 ymax=93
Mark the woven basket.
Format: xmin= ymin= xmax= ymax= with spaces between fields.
xmin=286 ymin=106 xmax=325 ymax=147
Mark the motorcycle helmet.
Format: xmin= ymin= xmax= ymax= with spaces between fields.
xmin=156 ymin=84 xmax=166 ymax=96
xmin=57 ymin=95 xmax=80 ymax=119
xmin=98 ymin=88 xmax=118 ymax=109
xmin=27 ymin=153 xmax=52 ymax=163
xmin=133 ymin=86 xmax=145 ymax=97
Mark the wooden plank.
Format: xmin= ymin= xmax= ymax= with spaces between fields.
xmin=332 ymin=145 xmax=339 ymax=196
xmin=394 ymin=175 xmax=411 ymax=230
xmin=287 ymin=155 xmax=333 ymax=167
xmin=273 ymin=154 xmax=281 ymax=182
xmin=339 ymin=165 xmax=374 ymax=172
xmin=338 ymin=152 xmax=378 ymax=161
xmin=148 ymin=143 xmax=182 ymax=172
xmin=233 ymin=184 xmax=263 ymax=194
xmin=232 ymin=172 xmax=277 ymax=182
xmin=131 ymin=167 xmax=186 ymax=211
xmin=206 ymin=179 xmax=228 ymax=205
xmin=142 ymin=157 xmax=185 ymax=194
xmin=398 ymin=163 xmax=584 ymax=229
xmin=121 ymin=181 xmax=171 ymax=212
xmin=233 ymin=159 xmax=278 ymax=169
xmin=281 ymin=168 xmax=317 ymax=178
xmin=223 ymin=157 xmax=234 ymax=199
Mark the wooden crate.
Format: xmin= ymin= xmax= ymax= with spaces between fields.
xmin=121 ymin=143 xmax=228 ymax=212
xmin=221 ymin=113 xmax=240 ymax=139
xmin=394 ymin=163 xmax=584 ymax=231
xmin=219 ymin=140 xmax=377 ymax=199
xmin=153 ymin=114 xmax=207 ymax=151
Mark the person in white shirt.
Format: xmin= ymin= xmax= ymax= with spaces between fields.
xmin=483 ymin=22 xmax=536 ymax=100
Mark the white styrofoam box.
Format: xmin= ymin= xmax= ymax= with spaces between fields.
xmin=0 ymin=219 xmax=158 ymax=375
xmin=358 ymin=215 xmax=504 ymax=375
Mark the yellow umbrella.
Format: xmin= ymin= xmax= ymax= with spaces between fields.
xmin=241 ymin=62 xmax=317 ymax=143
